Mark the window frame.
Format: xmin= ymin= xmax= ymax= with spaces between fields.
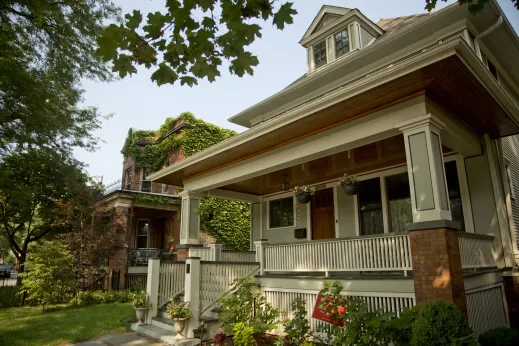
xmin=136 ymin=219 xmax=149 ymax=249
xmin=125 ymin=168 xmax=132 ymax=190
xmin=505 ymin=161 xmax=516 ymax=200
xmin=267 ymin=196 xmax=296 ymax=230
xmin=334 ymin=27 xmax=351 ymax=58
xmin=140 ymin=168 xmax=152 ymax=192
xmin=312 ymin=40 xmax=327 ymax=69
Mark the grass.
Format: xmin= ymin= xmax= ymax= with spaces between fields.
xmin=0 ymin=303 xmax=135 ymax=346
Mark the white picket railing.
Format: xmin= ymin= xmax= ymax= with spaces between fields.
xmin=189 ymin=247 xmax=212 ymax=261
xmin=158 ymin=262 xmax=185 ymax=307
xmin=199 ymin=262 xmax=259 ymax=314
xmin=458 ymin=233 xmax=496 ymax=269
xmin=263 ymin=233 xmax=412 ymax=274
xmin=221 ymin=250 xmax=257 ymax=263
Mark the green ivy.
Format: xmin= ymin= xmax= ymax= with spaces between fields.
xmin=122 ymin=112 xmax=250 ymax=250
xmin=134 ymin=194 xmax=180 ymax=205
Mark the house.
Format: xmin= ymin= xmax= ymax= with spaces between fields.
xmin=139 ymin=0 xmax=519 ymax=340
xmin=94 ymin=113 xmax=243 ymax=290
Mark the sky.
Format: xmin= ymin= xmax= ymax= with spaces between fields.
xmin=76 ymin=0 xmax=519 ymax=184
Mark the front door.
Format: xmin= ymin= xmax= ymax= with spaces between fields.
xmin=311 ymin=188 xmax=336 ymax=240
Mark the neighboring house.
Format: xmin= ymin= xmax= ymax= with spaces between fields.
xmin=95 ymin=113 xmax=237 ymax=289
xmin=143 ymin=1 xmax=519 ymax=338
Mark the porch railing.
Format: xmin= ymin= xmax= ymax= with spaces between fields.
xmin=458 ymin=233 xmax=496 ymax=270
xmin=158 ymin=261 xmax=185 ymax=307
xmin=189 ymin=247 xmax=212 ymax=261
xmin=128 ymin=248 xmax=161 ymax=266
xmin=263 ymin=233 xmax=412 ymax=275
xmin=221 ymin=250 xmax=257 ymax=262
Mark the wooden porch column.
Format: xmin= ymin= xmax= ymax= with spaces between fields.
xmin=398 ymin=114 xmax=467 ymax=315
xmin=178 ymin=191 xmax=202 ymax=245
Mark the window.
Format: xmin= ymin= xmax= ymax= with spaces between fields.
xmin=269 ymin=197 xmax=294 ymax=228
xmin=445 ymin=161 xmax=465 ymax=230
xmin=482 ymin=53 xmax=499 ymax=81
xmin=335 ymin=28 xmax=350 ymax=58
xmin=358 ymin=178 xmax=384 ymax=235
xmin=162 ymin=184 xmax=169 ymax=194
xmin=136 ymin=220 xmax=149 ymax=248
xmin=124 ymin=168 xmax=132 ymax=190
xmin=386 ymin=173 xmax=412 ymax=233
xmin=141 ymin=168 xmax=151 ymax=192
xmin=506 ymin=163 xmax=516 ymax=200
xmin=313 ymin=41 xmax=327 ymax=69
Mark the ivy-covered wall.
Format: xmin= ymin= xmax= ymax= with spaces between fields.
xmin=122 ymin=112 xmax=251 ymax=251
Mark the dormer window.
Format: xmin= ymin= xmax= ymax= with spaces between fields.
xmin=313 ymin=41 xmax=327 ymax=68
xmin=335 ymin=29 xmax=350 ymax=57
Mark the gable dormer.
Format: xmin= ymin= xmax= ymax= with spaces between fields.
xmin=300 ymin=6 xmax=384 ymax=73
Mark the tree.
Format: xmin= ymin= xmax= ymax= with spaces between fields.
xmin=0 ymin=0 xmax=119 ymax=157
xmin=0 ymin=150 xmax=93 ymax=271
xmin=96 ymin=0 xmax=297 ymax=87
xmin=20 ymin=240 xmax=77 ymax=311
xmin=426 ymin=0 xmax=518 ymax=13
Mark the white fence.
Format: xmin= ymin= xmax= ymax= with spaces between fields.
xmin=221 ymin=250 xmax=257 ymax=262
xmin=158 ymin=262 xmax=185 ymax=307
xmin=458 ymin=233 xmax=496 ymax=269
xmin=199 ymin=262 xmax=259 ymax=314
xmin=466 ymin=284 xmax=509 ymax=335
xmin=189 ymin=247 xmax=212 ymax=261
xmin=263 ymin=234 xmax=412 ymax=274
xmin=263 ymin=288 xmax=416 ymax=333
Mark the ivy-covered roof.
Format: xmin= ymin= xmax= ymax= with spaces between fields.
xmin=121 ymin=112 xmax=237 ymax=172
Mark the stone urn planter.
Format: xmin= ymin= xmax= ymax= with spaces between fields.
xmin=135 ymin=307 xmax=148 ymax=326
xmin=173 ymin=318 xmax=188 ymax=340
xmin=296 ymin=193 xmax=312 ymax=204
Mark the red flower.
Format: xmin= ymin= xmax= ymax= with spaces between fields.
xmin=337 ymin=306 xmax=346 ymax=315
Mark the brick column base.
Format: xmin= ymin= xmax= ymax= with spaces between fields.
xmin=503 ymin=276 xmax=519 ymax=328
xmin=176 ymin=248 xmax=189 ymax=262
xmin=409 ymin=227 xmax=467 ymax=315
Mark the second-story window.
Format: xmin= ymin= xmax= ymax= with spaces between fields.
xmin=141 ymin=168 xmax=151 ymax=192
xmin=125 ymin=168 xmax=132 ymax=190
xmin=335 ymin=28 xmax=350 ymax=57
xmin=313 ymin=40 xmax=327 ymax=69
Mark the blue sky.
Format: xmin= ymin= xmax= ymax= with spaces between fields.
xmin=76 ymin=0 xmax=519 ymax=184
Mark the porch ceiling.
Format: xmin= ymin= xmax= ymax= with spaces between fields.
xmin=154 ymin=55 xmax=519 ymax=187
xmin=219 ymin=135 xmax=452 ymax=195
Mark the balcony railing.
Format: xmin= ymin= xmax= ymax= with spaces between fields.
xmin=100 ymin=179 xmax=175 ymax=197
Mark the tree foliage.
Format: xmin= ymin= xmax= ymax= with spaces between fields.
xmin=20 ymin=240 xmax=77 ymax=311
xmin=96 ymin=0 xmax=297 ymax=87
xmin=0 ymin=150 xmax=95 ymax=268
xmin=425 ymin=0 xmax=518 ymax=13
xmin=0 ymin=0 xmax=119 ymax=156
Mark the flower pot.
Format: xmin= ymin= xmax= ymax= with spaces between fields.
xmin=343 ymin=184 xmax=359 ymax=195
xmin=173 ymin=318 xmax=188 ymax=340
xmin=296 ymin=193 xmax=312 ymax=204
xmin=135 ymin=308 xmax=148 ymax=326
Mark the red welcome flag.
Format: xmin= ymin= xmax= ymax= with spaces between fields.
xmin=311 ymin=294 xmax=345 ymax=327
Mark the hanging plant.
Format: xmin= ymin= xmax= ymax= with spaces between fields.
xmin=293 ymin=185 xmax=315 ymax=204
xmin=339 ymin=174 xmax=359 ymax=195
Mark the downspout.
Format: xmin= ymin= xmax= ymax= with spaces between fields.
xmin=474 ymin=15 xmax=503 ymax=60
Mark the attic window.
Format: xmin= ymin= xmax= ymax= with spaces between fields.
xmin=335 ymin=29 xmax=350 ymax=57
xmin=313 ymin=41 xmax=327 ymax=68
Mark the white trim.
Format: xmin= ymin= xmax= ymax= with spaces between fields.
xmin=306 ymin=202 xmax=312 ymax=241
xmin=380 ymin=177 xmax=389 ymax=234
xmin=266 ymin=194 xmax=296 ymax=231
xmin=261 ymin=286 xmax=416 ymax=299
xmin=353 ymin=197 xmax=359 ymax=236
xmin=444 ymin=154 xmax=475 ymax=233
xmin=259 ymin=196 xmax=263 ymax=240
xmin=333 ymin=185 xmax=339 ymax=238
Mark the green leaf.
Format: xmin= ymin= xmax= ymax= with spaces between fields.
xmin=112 ymin=54 xmax=137 ymax=78
xmin=125 ymin=10 xmax=143 ymax=30
xmin=273 ymin=2 xmax=297 ymax=30
xmin=180 ymin=76 xmax=198 ymax=86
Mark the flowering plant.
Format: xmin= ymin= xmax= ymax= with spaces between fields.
xmin=339 ymin=174 xmax=359 ymax=186
xmin=167 ymin=301 xmax=192 ymax=319
xmin=132 ymin=290 xmax=151 ymax=309
xmin=293 ymin=186 xmax=315 ymax=196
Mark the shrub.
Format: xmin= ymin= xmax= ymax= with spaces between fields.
xmin=283 ymin=297 xmax=312 ymax=346
xmin=71 ymin=290 xmax=133 ymax=306
xmin=20 ymin=241 xmax=77 ymax=311
xmin=478 ymin=327 xmax=519 ymax=346
xmin=411 ymin=300 xmax=474 ymax=346
xmin=0 ymin=286 xmax=22 ymax=308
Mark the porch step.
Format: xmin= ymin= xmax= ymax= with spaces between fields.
xmin=200 ymin=315 xmax=219 ymax=323
xmin=211 ymin=306 xmax=226 ymax=313
xmin=133 ymin=322 xmax=201 ymax=346
xmin=152 ymin=316 xmax=176 ymax=332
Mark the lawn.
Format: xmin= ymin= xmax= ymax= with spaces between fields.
xmin=0 ymin=303 xmax=135 ymax=346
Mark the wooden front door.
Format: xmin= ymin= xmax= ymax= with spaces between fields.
xmin=311 ymin=188 xmax=336 ymax=240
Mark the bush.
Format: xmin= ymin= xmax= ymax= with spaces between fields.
xmin=0 ymin=286 xmax=22 ymax=308
xmin=71 ymin=290 xmax=133 ymax=306
xmin=283 ymin=297 xmax=312 ymax=346
xmin=411 ymin=300 xmax=474 ymax=346
xmin=479 ymin=327 xmax=519 ymax=346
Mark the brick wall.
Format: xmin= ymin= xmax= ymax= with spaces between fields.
xmin=409 ymin=227 xmax=467 ymax=315
xmin=108 ymin=206 xmax=129 ymax=290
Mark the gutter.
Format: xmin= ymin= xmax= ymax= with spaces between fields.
xmin=474 ymin=15 xmax=503 ymax=60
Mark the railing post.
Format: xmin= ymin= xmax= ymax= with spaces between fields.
xmin=209 ymin=244 xmax=223 ymax=261
xmin=254 ymin=239 xmax=268 ymax=276
xmin=146 ymin=257 xmax=160 ymax=324
xmin=185 ymin=257 xmax=201 ymax=339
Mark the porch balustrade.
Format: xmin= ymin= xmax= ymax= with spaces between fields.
xmin=263 ymin=233 xmax=412 ymax=275
xmin=221 ymin=250 xmax=257 ymax=262
xmin=128 ymin=248 xmax=175 ymax=266
xmin=458 ymin=233 xmax=496 ymax=269
xmin=157 ymin=261 xmax=185 ymax=307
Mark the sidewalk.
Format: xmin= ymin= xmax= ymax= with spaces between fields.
xmin=69 ymin=332 xmax=164 ymax=346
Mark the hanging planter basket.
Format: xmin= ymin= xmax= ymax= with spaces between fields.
xmin=342 ymin=184 xmax=359 ymax=196
xmin=296 ymin=193 xmax=312 ymax=204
